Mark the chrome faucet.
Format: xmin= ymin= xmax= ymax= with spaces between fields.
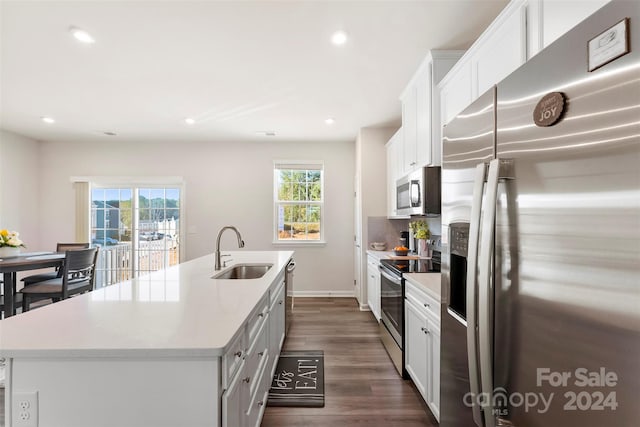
xmin=215 ymin=226 xmax=245 ymax=270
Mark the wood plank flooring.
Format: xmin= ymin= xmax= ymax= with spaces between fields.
xmin=261 ymin=297 xmax=438 ymax=427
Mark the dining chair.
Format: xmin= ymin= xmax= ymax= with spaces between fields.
xmin=21 ymin=242 xmax=90 ymax=286
xmin=20 ymin=247 xmax=99 ymax=312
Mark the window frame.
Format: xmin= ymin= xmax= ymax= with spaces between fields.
xmin=272 ymin=161 xmax=326 ymax=245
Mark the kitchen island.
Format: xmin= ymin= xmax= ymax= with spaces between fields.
xmin=0 ymin=250 xmax=293 ymax=427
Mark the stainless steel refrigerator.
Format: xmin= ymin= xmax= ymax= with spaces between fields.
xmin=440 ymin=1 xmax=640 ymax=426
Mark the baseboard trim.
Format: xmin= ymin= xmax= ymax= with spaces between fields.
xmin=359 ymin=303 xmax=370 ymax=311
xmin=292 ymin=290 xmax=355 ymax=298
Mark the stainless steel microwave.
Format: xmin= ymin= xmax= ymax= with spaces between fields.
xmin=396 ymin=166 xmax=441 ymax=216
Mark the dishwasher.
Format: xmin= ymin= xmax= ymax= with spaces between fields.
xmin=285 ymin=259 xmax=296 ymax=335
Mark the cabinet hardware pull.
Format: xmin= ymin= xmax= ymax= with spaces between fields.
xmin=234 ymin=351 xmax=242 ymax=357
xmin=258 ymin=351 xmax=264 ymax=357
xmin=258 ymin=401 xmax=264 ymax=407
xmin=424 ymin=303 xmax=430 ymax=308
xmin=279 ymin=300 xmax=283 ymax=304
xmin=243 ymin=377 xmax=251 ymax=383
xmin=258 ymin=313 xmax=264 ymax=318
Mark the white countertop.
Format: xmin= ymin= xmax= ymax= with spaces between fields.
xmin=367 ymin=249 xmax=431 ymax=261
xmin=366 ymin=249 xmax=394 ymax=260
xmin=404 ymin=273 xmax=441 ymax=301
xmin=0 ymin=251 xmax=293 ymax=358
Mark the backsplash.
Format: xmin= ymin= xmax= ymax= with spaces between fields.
xmin=367 ymin=216 xmax=442 ymax=250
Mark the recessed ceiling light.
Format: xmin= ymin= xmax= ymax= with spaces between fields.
xmin=184 ymin=118 xmax=196 ymax=125
xmin=331 ymin=31 xmax=348 ymax=46
xmin=69 ymin=26 xmax=95 ymax=44
xmin=41 ymin=116 xmax=55 ymax=124
xmin=325 ymin=118 xmax=335 ymax=125
xmin=255 ymin=131 xmax=276 ymax=137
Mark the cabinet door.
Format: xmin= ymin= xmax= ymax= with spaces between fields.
xmin=386 ymin=130 xmax=403 ymax=217
xmin=222 ymin=362 xmax=246 ymax=427
xmin=366 ymin=262 xmax=380 ymax=321
xmin=269 ymin=283 xmax=286 ymax=358
xmin=473 ymin=2 xmax=526 ymax=97
xmin=415 ymin=65 xmax=431 ymax=168
xmin=401 ymin=87 xmax=418 ymax=174
xmin=541 ymin=0 xmax=610 ymax=48
xmin=274 ymin=285 xmax=286 ymax=352
xmin=440 ymin=61 xmax=473 ymax=126
xmin=405 ymin=299 xmax=428 ymax=400
xmin=428 ymin=317 xmax=441 ymax=421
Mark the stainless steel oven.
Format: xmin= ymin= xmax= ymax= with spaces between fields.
xmin=379 ymin=251 xmax=441 ymax=379
xmin=379 ymin=261 xmax=406 ymax=377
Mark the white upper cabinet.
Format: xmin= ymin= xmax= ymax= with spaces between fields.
xmin=386 ymin=129 xmax=404 ymax=218
xmin=439 ymin=0 xmax=611 ymax=129
xmin=400 ymin=84 xmax=418 ymax=174
xmin=439 ymin=1 xmax=527 ymax=127
xmin=473 ymin=2 xmax=527 ymax=96
xmin=538 ymin=0 xmax=611 ymax=52
xmin=400 ymin=51 xmax=463 ymax=169
xmin=440 ymin=61 xmax=473 ymax=128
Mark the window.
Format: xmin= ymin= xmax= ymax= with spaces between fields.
xmin=274 ymin=162 xmax=324 ymax=242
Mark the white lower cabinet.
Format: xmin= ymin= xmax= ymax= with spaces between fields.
xmin=222 ymin=359 xmax=247 ymax=427
xmin=405 ymin=299 xmax=429 ymax=395
xmin=404 ymin=280 xmax=441 ymax=421
xmin=269 ymin=280 xmax=286 ymax=372
xmin=222 ymin=274 xmax=287 ymax=427
xmin=366 ymin=255 xmax=381 ymax=321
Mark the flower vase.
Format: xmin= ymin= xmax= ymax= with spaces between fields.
xmin=0 ymin=246 xmax=20 ymax=258
xmin=417 ymin=239 xmax=431 ymax=258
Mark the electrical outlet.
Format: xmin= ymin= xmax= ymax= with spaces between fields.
xmin=12 ymin=391 xmax=38 ymax=427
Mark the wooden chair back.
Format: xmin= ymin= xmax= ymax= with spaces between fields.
xmin=61 ymin=247 xmax=99 ymax=299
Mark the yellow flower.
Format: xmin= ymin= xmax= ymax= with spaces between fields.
xmin=0 ymin=229 xmax=8 ymax=237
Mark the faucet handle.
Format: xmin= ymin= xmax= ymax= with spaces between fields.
xmin=223 ymin=258 xmax=233 ymax=267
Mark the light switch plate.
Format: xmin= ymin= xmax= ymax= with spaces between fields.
xmin=13 ymin=391 xmax=38 ymax=427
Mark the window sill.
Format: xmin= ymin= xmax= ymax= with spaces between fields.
xmin=272 ymin=240 xmax=326 ymax=247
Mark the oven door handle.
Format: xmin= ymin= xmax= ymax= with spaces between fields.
xmin=378 ymin=266 xmax=402 ymax=285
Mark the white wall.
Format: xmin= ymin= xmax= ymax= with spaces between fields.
xmin=0 ymin=129 xmax=41 ymax=250
xmin=36 ymin=139 xmax=355 ymax=295
xmin=355 ymin=126 xmax=396 ymax=306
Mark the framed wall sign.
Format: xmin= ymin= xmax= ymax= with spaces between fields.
xmin=588 ymin=18 xmax=630 ymax=72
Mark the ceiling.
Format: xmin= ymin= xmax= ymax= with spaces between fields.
xmin=0 ymin=0 xmax=508 ymax=144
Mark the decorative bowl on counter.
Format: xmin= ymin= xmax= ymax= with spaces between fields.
xmin=370 ymin=242 xmax=386 ymax=251
xmin=393 ymin=246 xmax=409 ymax=256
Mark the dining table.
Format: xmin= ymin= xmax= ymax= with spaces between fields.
xmin=0 ymin=252 xmax=65 ymax=318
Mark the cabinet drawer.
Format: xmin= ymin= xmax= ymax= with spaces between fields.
xmin=247 ymin=294 xmax=269 ymax=343
xmin=223 ymin=329 xmax=247 ymax=388
xmin=245 ymin=317 xmax=269 ymax=398
xmin=367 ymin=255 xmax=380 ymax=269
xmin=406 ymin=281 xmax=440 ymax=320
xmin=270 ymin=272 xmax=285 ymax=306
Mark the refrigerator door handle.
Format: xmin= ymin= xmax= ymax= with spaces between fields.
xmin=466 ymin=163 xmax=487 ymax=427
xmin=478 ymin=158 xmax=513 ymax=427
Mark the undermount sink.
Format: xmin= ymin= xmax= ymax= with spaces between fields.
xmin=212 ymin=263 xmax=273 ymax=280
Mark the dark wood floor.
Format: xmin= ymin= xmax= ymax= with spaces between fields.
xmin=262 ymin=297 xmax=437 ymax=427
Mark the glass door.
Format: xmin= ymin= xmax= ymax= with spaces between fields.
xmin=91 ymin=185 xmax=181 ymax=287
